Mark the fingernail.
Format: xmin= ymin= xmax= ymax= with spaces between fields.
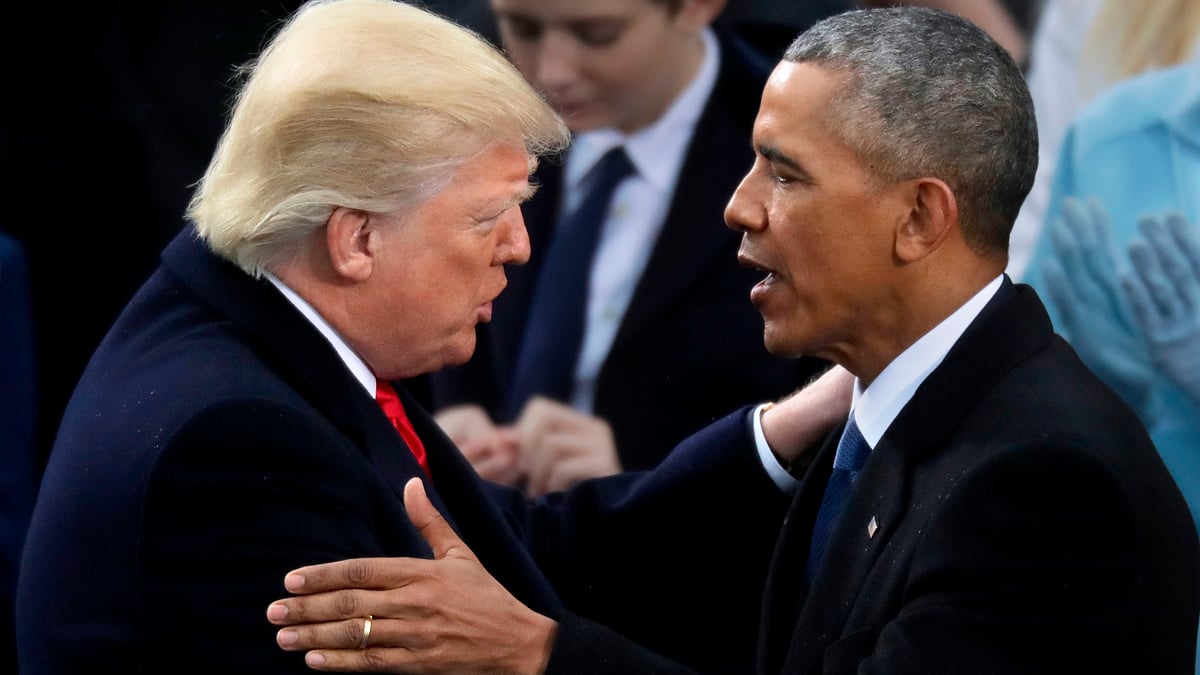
xmin=277 ymin=629 xmax=298 ymax=647
xmin=306 ymin=652 xmax=326 ymax=667
xmin=267 ymin=603 xmax=288 ymax=622
xmin=284 ymin=573 xmax=306 ymax=591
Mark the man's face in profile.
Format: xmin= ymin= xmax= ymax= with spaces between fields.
xmin=726 ymin=62 xmax=910 ymax=367
xmin=361 ymin=142 xmax=536 ymax=379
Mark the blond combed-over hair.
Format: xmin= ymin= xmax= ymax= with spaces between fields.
xmin=187 ymin=0 xmax=569 ymax=276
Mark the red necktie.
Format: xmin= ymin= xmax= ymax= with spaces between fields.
xmin=375 ymin=380 xmax=430 ymax=476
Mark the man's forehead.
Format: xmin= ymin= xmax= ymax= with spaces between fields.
xmin=759 ymin=61 xmax=859 ymax=139
xmin=764 ymin=61 xmax=845 ymax=102
xmin=445 ymin=142 xmax=537 ymax=205
xmin=491 ymin=0 xmax=638 ymax=24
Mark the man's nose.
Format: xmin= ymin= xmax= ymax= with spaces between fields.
xmin=725 ymin=169 xmax=766 ymax=233
xmin=534 ymin=30 xmax=580 ymax=90
xmin=496 ymin=206 xmax=531 ymax=265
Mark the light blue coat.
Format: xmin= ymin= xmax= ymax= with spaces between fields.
xmin=1025 ymin=59 xmax=1200 ymax=534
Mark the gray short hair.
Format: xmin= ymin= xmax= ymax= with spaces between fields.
xmin=784 ymin=7 xmax=1037 ymax=256
xmin=187 ymin=0 xmax=569 ymax=276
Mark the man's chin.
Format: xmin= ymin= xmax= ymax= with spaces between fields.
xmin=439 ymin=337 xmax=477 ymax=369
xmin=762 ymin=329 xmax=807 ymax=360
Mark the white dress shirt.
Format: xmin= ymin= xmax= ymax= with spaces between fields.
xmin=266 ymin=274 xmax=378 ymax=396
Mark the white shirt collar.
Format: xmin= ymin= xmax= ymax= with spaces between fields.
xmin=851 ymin=275 xmax=1005 ymax=447
xmin=565 ymin=27 xmax=720 ymax=193
xmin=265 ymin=273 xmax=377 ymax=395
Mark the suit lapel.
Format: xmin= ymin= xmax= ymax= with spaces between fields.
xmin=758 ymin=424 xmax=910 ymax=674
xmin=758 ymin=427 xmax=840 ymax=674
xmin=782 ymin=432 xmax=910 ymax=673
xmin=356 ymin=383 xmax=457 ymax=530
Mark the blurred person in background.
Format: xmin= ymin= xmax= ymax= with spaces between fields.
xmin=1008 ymin=0 xmax=1200 ymax=279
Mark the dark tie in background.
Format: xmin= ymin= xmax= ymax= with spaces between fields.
xmin=805 ymin=415 xmax=871 ymax=585
xmin=376 ymin=380 xmax=430 ymax=476
xmin=505 ymin=146 xmax=635 ymax=420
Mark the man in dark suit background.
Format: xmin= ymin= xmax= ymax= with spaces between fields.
xmin=429 ymin=0 xmax=830 ymax=495
xmin=16 ymin=1 xmax=859 ymax=673
xmin=269 ymin=8 xmax=1199 ymax=673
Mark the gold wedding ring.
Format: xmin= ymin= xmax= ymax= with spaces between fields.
xmin=358 ymin=614 xmax=374 ymax=649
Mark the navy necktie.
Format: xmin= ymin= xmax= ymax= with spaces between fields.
xmin=805 ymin=415 xmax=872 ymax=585
xmin=506 ymin=146 xmax=635 ymax=420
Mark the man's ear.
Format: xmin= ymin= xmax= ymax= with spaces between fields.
xmin=895 ymin=177 xmax=957 ymax=263
xmin=326 ymin=206 xmax=375 ymax=282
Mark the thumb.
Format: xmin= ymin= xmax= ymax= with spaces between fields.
xmin=403 ymin=477 xmax=475 ymax=562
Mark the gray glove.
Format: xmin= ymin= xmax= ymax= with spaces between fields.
xmin=1122 ymin=213 xmax=1200 ymax=407
xmin=1041 ymin=197 xmax=1158 ymax=419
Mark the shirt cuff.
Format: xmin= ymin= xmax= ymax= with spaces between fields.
xmin=752 ymin=403 xmax=801 ymax=494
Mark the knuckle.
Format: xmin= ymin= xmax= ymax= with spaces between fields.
xmin=362 ymin=651 xmax=391 ymax=670
xmin=345 ymin=560 xmax=373 ymax=585
xmin=333 ymin=590 xmax=361 ymax=616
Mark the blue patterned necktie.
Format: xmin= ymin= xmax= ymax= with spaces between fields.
xmin=506 ymin=146 xmax=635 ymax=420
xmin=805 ymin=415 xmax=872 ymax=585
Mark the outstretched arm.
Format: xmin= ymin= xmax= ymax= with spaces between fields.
xmin=269 ymin=478 xmax=699 ymax=674
xmin=266 ymin=369 xmax=854 ymax=672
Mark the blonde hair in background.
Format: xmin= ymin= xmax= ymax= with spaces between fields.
xmin=187 ymin=0 xmax=569 ymax=277
xmin=1084 ymin=0 xmax=1200 ymax=85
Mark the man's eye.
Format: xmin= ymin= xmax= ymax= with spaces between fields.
xmin=574 ymin=22 xmax=624 ymax=47
xmin=502 ymin=17 xmax=542 ymax=41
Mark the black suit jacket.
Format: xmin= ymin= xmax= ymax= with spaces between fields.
xmin=760 ymin=280 xmax=1200 ymax=674
xmin=16 ymin=229 xmax=788 ymax=674
xmin=538 ymin=281 xmax=1200 ymax=675
xmin=428 ymin=28 xmax=826 ymax=470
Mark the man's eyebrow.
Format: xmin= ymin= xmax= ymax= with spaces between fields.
xmin=516 ymin=182 xmax=538 ymax=204
xmin=758 ymin=144 xmax=802 ymax=171
xmin=494 ymin=182 xmax=538 ymax=214
xmin=565 ymin=16 xmax=627 ymax=31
